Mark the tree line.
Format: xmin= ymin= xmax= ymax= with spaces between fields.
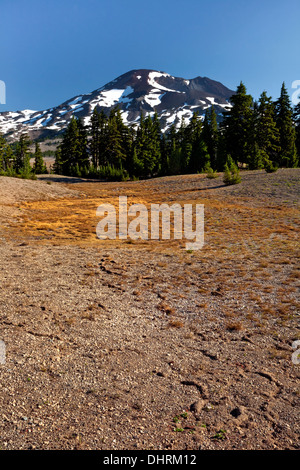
xmin=1 ymin=81 xmax=299 ymax=180
xmin=0 ymin=133 xmax=47 ymax=178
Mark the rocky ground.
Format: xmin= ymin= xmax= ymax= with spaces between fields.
xmin=0 ymin=169 xmax=299 ymax=450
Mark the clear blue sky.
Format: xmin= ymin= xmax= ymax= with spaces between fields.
xmin=1 ymin=0 xmax=299 ymax=112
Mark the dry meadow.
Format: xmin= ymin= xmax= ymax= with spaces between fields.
xmin=0 ymin=169 xmax=299 ymax=450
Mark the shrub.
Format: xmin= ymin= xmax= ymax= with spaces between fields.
xmin=95 ymin=164 xmax=129 ymax=182
xmin=223 ymin=155 xmax=241 ymax=185
xmin=264 ymin=159 xmax=279 ymax=173
xmin=203 ymin=162 xmax=218 ymax=179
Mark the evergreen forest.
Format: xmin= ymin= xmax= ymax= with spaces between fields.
xmin=1 ymin=82 xmax=299 ymax=181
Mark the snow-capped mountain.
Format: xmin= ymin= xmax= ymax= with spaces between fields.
xmin=0 ymin=69 xmax=234 ymax=141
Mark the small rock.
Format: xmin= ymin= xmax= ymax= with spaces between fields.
xmin=190 ymin=399 xmax=206 ymax=413
xmin=203 ymin=403 xmax=214 ymax=411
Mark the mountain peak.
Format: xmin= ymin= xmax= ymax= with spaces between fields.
xmin=0 ymin=69 xmax=234 ymax=141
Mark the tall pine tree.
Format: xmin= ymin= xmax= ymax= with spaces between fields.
xmin=275 ymin=83 xmax=298 ymax=167
xmin=223 ymin=82 xmax=253 ymax=166
xmin=250 ymin=91 xmax=281 ymax=169
xmin=134 ymin=112 xmax=161 ymax=177
xmin=185 ymin=112 xmax=210 ymax=173
xmin=202 ymin=105 xmax=219 ymax=170
xmin=59 ymin=117 xmax=89 ymax=175
xmin=33 ymin=141 xmax=47 ymax=174
xmin=293 ymin=101 xmax=300 ymax=161
xmin=15 ymin=133 xmax=31 ymax=174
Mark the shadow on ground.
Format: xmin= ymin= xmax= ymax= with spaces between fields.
xmin=37 ymin=175 xmax=104 ymax=184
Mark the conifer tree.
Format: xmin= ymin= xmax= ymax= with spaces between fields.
xmin=185 ymin=112 xmax=210 ymax=173
xmin=53 ymin=144 xmax=63 ymax=174
xmin=131 ymin=146 xmax=144 ymax=177
xmin=0 ymin=133 xmax=5 ymax=172
xmin=174 ymin=118 xmax=190 ymax=172
xmin=133 ymin=112 xmax=145 ymax=176
xmin=3 ymin=142 xmax=15 ymax=173
xmin=15 ymin=133 xmax=31 ymax=174
xmin=76 ymin=118 xmax=89 ymax=172
xmin=275 ymin=83 xmax=298 ymax=167
xmin=150 ymin=112 xmax=162 ymax=174
xmin=202 ymin=105 xmax=219 ymax=169
xmin=0 ymin=135 xmax=16 ymax=174
xmin=60 ymin=117 xmax=80 ymax=174
xmin=223 ymin=82 xmax=253 ymax=166
xmin=293 ymin=101 xmax=300 ymax=160
xmin=215 ymin=130 xmax=227 ymax=171
xmin=92 ymin=108 xmax=108 ymax=167
xmin=59 ymin=117 xmax=89 ymax=175
xmin=223 ymin=154 xmax=241 ymax=185
xmin=168 ymin=139 xmax=182 ymax=175
xmin=245 ymin=100 xmax=263 ymax=170
xmin=90 ymin=108 xmax=102 ymax=168
xmin=104 ymin=108 xmax=126 ymax=167
xmin=33 ymin=141 xmax=47 ymax=174
xmin=134 ymin=112 xmax=161 ymax=177
xmin=142 ymin=115 xmax=157 ymax=176
xmin=255 ymin=91 xmax=280 ymax=167
xmin=181 ymin=113 xmax=197 ymax=172
xmin=159 ymin=132 xmax=169 ymax=176
xmin=164 ymin=124 xmax=179 ymax=175
xmin=115 ymin=107 xmax=133 ymax=169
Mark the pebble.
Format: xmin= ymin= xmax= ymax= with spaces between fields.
xmin=190 ymin=399 xmax=206 ymax=413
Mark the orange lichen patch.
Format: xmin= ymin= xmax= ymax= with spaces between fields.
xmin=10 ymin=193 xmax=297 ymax=255
xmin=3 ymin=173 xmax=298 ymax=263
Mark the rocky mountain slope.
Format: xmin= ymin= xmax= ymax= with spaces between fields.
xmin=0 ymin=69 xmax=234 ymax=141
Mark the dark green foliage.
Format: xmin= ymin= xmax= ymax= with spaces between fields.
xmin=88 ymin=164 xmax=128 ymax=181
xmin=223 ymin=155 xmax=241 ymax=185
xmin=164 ymin=125 xmax=181 ymax=174
xmin=55 ymin=116 xmax=89 ymax=176
xmin=222 ymin=82 xmax=254 ymax=166
xmin=274 ymin=83 xmax=298 ymax=167
xmin=202 ymin=105 xmax=219 ymax=169
xmin=256 ymin=91 xmax=280 ymax=165
xmin=53 ymin=145 xmax=62 ymax=175
xmin=0 ymin=133 xmax=6 ymax=172
xmin=162 ymin=113 xmax=211 ymax=175
xmin=0 ymin=135 xmax=15 ymax=174
xmin=133 ymin=112 xmax=162 ymax=177
xmin=204 ymin=161 xmax=218 ymax=178
xmin=15 ymin=133 xmax=31 ymax=174
xmin=90 ymin=108 xmax=106 ymax=167
xmin=264 ymin=158 xmax=279 ymax=173
xmin=33 ymin=142 xmax=48 ymax=174
xmin=185 ymin=112 xmax=210 ymax=173
xmin=293 ymin=101 xmax=300 ymax=160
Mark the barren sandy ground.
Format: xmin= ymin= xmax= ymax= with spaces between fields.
xmin=0 ymin=169 xmax=299 ymax=450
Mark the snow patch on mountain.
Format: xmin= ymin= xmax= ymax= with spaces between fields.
xmin=147 ymin=71 xmax=182 ymax=94
xmin=206 ymin=96 xmax=231 ymax=109
xmin=144 ymin=89 xmax=164 ymax=107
